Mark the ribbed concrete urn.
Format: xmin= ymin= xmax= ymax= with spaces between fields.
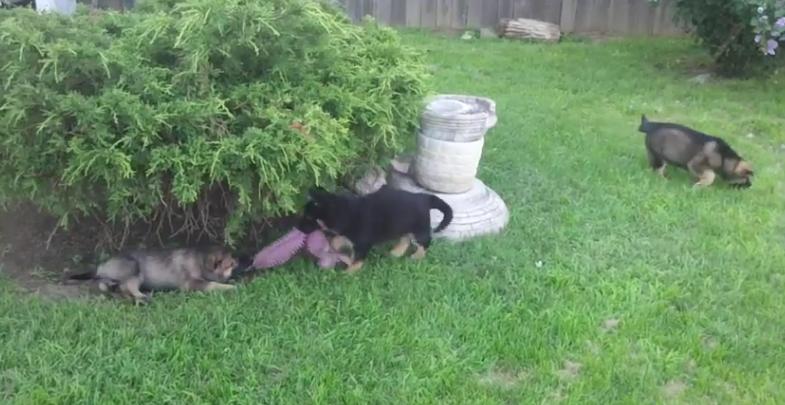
xmin=414 ymin=95 xmax=497 ymax=194
xmin=387 ymin=94 xmax=509 ymax=242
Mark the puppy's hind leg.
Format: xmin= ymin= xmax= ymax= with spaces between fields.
xmin=97 ymin=278 xmax=117 ymax=293
xmin=120 ymin=276 xmax=150 ymax=306
xmin=647 ymin=149 xmax=667 ymax=178
xmin=410 ymin=230 xmax=432 ymax=261
xmin=390 ymin=234 xmax=412 ymax=258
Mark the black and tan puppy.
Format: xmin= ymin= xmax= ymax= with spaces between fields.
xmin=302 ymin=185 xmax=453 ymax=273
xmin=638 ymin=115 xmax=754 ymax=188
xmin=68 ymin=247 xmax=238 ymax=304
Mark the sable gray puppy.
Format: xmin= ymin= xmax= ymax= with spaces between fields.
xmin=68 ymin=247 xmax=238 ymax=305
xmin=638 ymin=115 xmax=754 ymax=188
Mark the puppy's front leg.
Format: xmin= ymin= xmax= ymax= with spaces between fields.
xmin=186 ymin=279 xmax=236 ymax=292
xmin=687 ymin=155 xmax=715 ymax=188
xmin=345 ymin=244 xmax=370 ymax=274
xmin=693 ymin=170 xmax=716 ymax=188
xmin=345 ymin=260 xmax=365 ymax=274
xmin=204 ymin=282 xmax=236 ymax=292
xmin=337 ymin=254 xmax=354 ymax=266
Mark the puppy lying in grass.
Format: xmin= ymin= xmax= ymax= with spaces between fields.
xmin=302 ymin=185 xmax=453 ymax=273
xmin=638 ymin=115 xmax=754 ymax=188
xmin=68 ymin=247 xmax=238 ymax=305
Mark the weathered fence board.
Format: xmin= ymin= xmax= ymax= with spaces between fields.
xmin=608 ymin=0 xmax=631 ymax=34
xmin=481 ymin=0 xmax=500 ymax=27
xmin=560 ymin=0 xmax=578 ymax=32
xmin=390 ymin=0 xmax=406 ymax=25
xmin=467 ymin=0 xmax=484 ymax=28
xmin=340 ymin=0 xmax=683 ymax=36
xmin=653 ymin=0 xmax=681 ymax=35
xmin=90 ymin=0 xmax=684 ymax=37
xmin=405 ymin=0 xmax=421 ymax=26
xmin=421 ymin=0 xmax=438 ymax=28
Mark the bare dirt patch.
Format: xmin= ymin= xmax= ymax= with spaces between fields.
xmin=0 ymin=204 xmax=99 ymax=299
xmin=585 ymin=340 xmax=601 ymax=356
xmin=556 ymin=360 xmax=582 ymax=380
xmin=662 ymin=379 xmax=688 ymax=399
xmin=701 ymin=335 xmax=720 ymax=351
xmin=476 ymin=366 xmax=530 ymax=390
xmin=601 ymin=318 xmax=621 ymax=333
xmin=0 ymin=203 xmax=283 ymax=299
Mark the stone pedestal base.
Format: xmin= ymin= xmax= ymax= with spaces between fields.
xmin=389 ymin=170 xmax=509 ymax=242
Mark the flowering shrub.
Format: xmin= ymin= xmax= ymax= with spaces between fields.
xmin=752 ymin=3 xmax=785 ymax=55
xmin=650 ymin=0 xmax=785 ymax=75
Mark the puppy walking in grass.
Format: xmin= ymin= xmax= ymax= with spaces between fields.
xmin=638 ymin=115 xmax=754 ymax=188
xmin=67 ymin=247 xmax=239 ymax=305
xmin=302 ymin=186 xmax=453 ymax=273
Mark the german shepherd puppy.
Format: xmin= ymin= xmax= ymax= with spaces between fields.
xmin=68 ymin=247 xmax=238 ymax=305
xmin=638 ymin=115 xmax=754 ymax=188
xmin=302 ymin=186 xmax=453 ymax=273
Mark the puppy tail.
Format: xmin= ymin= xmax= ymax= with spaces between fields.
xmin=64 ymin=268 xmax=96 ymax=281
xmin=638 ymin=114 xmax=653 ymax=133
xmin=429 ymin=195 xmax=453 ymax=233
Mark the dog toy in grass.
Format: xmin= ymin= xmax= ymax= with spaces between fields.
xmin=252 ymin=228 xmax=352 ymax=270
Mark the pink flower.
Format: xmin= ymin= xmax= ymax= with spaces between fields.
xmin=777 ymin=17 xmax=785 ymax=29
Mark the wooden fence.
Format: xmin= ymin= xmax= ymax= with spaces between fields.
xmin=340 ymin=0 xmax=684 ymax=36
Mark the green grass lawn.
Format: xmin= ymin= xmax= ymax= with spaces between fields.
xmin=3 ymin=31 xmax=785 ymax=404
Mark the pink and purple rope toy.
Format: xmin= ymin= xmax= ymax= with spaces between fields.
xmin=252 ymin=228 xmax=352 ymax=270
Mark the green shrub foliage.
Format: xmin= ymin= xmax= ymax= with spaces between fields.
xmin=0 ymin=0 xmax=428 ymax=245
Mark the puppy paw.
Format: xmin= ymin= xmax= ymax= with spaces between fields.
xmin=133 ymin=295 xmax=151 ymax=306
xmin=410 ymin=246 xmax=427 ymax=260
xmin=211 ymin=282 xmax=237 ymax=291
xmin=389 ymin=235 xmax=412 ymax=258
xmin=389 ymin=248 xmax=407 ymax=258
xmin=344 ymin=261 xmax=364 ymax=274
xmin=729 ymin=178 xmax=752 ymax=189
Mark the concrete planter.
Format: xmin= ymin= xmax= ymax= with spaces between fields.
xmin=414 ymin=94 xmax=498 ymax=194
xmin=36 ymin=0 xmax=75 ymax=15
xmin=414 ymin=133 xmax=484 ymax=194
xmin=419 ymin=95 xmax=497 ymax=143
xmin=388 ymin=93 xmax=508 ymax=242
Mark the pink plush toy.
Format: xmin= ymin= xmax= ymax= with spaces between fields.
xmin=252 ymin=228 xmax=352 ymax=270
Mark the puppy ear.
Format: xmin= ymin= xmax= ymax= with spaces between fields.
xmin=205 ymin=252 xmax=220 ymax=270
xmin=208 ymin=249 xmax=232 ymax=270
xmin=308 ymin=186 xmax=324 ymax=199
xmin=308 ymin=186 xmax=331 ymax=201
